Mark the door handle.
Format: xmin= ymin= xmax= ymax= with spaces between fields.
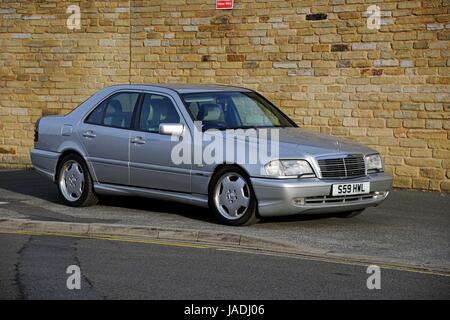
xmin=130 ymin=137 xmax=146 ymax=145
xmin=82 ymin=130 xmax=96 ymax=138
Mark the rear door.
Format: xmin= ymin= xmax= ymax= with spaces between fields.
xmin=78 ymin=91 xmax=140 ymax=185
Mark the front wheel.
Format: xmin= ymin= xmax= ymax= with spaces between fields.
xmin=57 ymin=154 xmax=98 ymax=207
xmin=209 ymin=167 xmax=259 ymax=226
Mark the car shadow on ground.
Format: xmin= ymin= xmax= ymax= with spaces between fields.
xmin=0 ymin=169 xmax=58 ymax=202
xmin=98 ymin=194 xmax=218 ymax=224
xmin=259 ymin=212 xmax=339 ymax=224
xmin=0 ymin=169 xmax=336 ymax=225
xmin=96 ymin=194 xmax=338 ymax=225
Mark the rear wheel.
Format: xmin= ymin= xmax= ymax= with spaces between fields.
xmin=335 ymin=208 xmax=365 ymax=218
xmin=57 ymin=154 xmax=98 ymax=207
xmin=209 ymin=166 xmax=259 ymax=226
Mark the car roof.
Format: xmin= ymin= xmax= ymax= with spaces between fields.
xmin=106 ymin=84 xmax=252 ymax=94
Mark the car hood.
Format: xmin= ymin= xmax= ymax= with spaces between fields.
xmin=231 ymin=127 xmax=377 ymax=159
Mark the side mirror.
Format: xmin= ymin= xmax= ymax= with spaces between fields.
xmin=159 ymin=123 xmax=184 ymax=137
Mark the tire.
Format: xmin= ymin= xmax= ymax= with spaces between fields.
xmin=335 ymin=208 xmax=365 ymax=218
xmin=208 ymin=166 xmax=259 ymax=226
xmin=56 ymin=153 xmax=98 ymax=207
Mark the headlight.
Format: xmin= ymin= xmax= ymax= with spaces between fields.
xmin=264 ymin=160 xmax=315 ymax=178
xmin=365 ymin=154 xmax=383 ymax=172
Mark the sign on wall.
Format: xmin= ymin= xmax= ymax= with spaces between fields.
xmin=216 ymin=0 xmax=234 ymax=9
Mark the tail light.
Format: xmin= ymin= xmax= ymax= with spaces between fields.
xmin=34 ymin=118 xmax=41 ymax=143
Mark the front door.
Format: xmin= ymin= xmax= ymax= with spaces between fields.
xmin=129 ymin=93 xmax=191 ymax=193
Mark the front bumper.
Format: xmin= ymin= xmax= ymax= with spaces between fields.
xmin=251 ymin=172 xmax=393 ymax=217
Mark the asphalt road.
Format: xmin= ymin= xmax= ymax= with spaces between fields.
xmin=0 ymin=169 xmax=449 ymax=271
xmin=1 ymin=233 xmax=449 ymax=300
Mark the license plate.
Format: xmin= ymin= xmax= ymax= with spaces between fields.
xmin=332 ymin=182 xmax=370 ymax=196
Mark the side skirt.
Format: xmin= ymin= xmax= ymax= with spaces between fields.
xmin=93 ymin=183 xmax=209 ymax=208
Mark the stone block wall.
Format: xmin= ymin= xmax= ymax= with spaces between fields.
xmin=0 ymin=0 xmax=449 ymax=191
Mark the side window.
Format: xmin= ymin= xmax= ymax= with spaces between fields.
xmin=139 ymin=94 xmax=180 ymax=132
xmin=187 ymin=102 xmax=199 ymax=119
xmin=103 ymin=93 xmax=139 ymax=129
xmin=85 ymin=92 xmax=139 ymax=129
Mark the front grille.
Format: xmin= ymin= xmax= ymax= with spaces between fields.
xmin=305 ymin=192 xmax=378 ymax=205
xmin=318 ymin=154 xmax=366 ymax=179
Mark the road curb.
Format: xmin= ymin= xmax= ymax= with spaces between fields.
xmin=1 ymin=218 xmax=449 ymax=276
xmin=0 ymin=218 xmax=296 ymax=252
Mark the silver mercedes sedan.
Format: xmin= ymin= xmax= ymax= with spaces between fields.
xmin=31 ymin=84 xmax=392 ymax=226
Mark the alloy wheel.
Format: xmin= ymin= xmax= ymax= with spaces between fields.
xmin=213 ymin=172 xmax=251 ymax=220
xmin=59 ymin=160 xmax=85 ymax=202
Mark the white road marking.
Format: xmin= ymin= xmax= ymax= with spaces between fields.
xmin=0 ymin=202 xmax=9 ymax=205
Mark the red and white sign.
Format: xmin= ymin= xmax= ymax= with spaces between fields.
xmin=216 ymin=0 xmax=233 ymax=9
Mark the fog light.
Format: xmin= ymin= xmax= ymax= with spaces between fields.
xmin=293 ymin=197 xmax=305 ymax=206
xmin=374 ymin=191 xmax=388 ymax=198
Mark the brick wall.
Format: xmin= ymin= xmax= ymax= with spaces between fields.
xmin=0 ymin=0 xmax=449 ymax=191
xmin=0 ymin=0 xmax=131 ymax=166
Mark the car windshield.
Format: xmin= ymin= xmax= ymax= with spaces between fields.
xmin=180 ymin=91 xmax=297 ymax=131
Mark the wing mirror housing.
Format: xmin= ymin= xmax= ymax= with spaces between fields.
xmin=159 ymin=123 xmax=184 ymax=137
